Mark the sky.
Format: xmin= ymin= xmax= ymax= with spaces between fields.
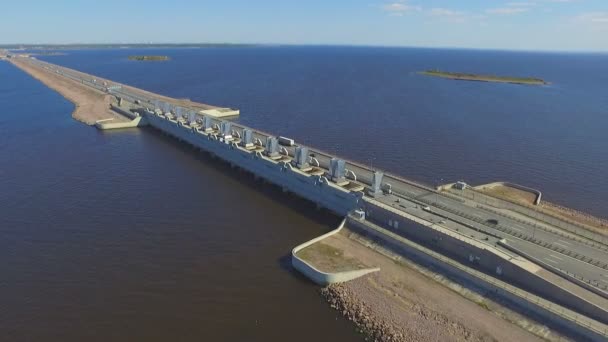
xmin=2 ymin=0 xmax=607 ymax=51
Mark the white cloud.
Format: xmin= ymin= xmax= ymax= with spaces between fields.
xmin=381 ymin=1 xmax=421 ymax=16
xmin=485 ymin=0 xmax=572 ymax=15
xmin=506 ymin=2 xmax=536 ymax=7
xmin=575 ymin=12 xmax=608 ymax=24
xmin=429 ymin=8 xmax=464 ymax=17
xmin=486 ymin=7 xmax=529 ymax=15
xmin=428 ymin=8 xmax=470 ymax=23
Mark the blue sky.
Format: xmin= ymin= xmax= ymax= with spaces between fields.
xmin=2 ymin=0 xmax=607 ymax=51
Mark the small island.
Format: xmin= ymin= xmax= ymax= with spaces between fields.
xmin=128 ymin=55 xmax=170 ymax=61
xmin=421 ymin=69 xmax=548 ymax=85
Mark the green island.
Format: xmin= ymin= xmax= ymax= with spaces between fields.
xmin=421 ymin=69 xmax=548 ymax=85
xmin=128 ymin=55 xmax=170 ymax=61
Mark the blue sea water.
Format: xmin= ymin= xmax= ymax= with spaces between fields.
xmin=40 ymin=46 xmax=608 ymax=216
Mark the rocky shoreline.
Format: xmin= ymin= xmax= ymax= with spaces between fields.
xmin=321 ymin=283 xmax=404 ymax=342
xmin=316 ymin=230 xmax=549 ymax=342
xmin=544 ymin=202 xmax=608 ymax=231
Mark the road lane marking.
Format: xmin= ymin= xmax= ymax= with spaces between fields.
xmin=543 ymin=258 xmax=557 ymax=264
xmin=554 ymin=241 xmax=571 ymax=249
xmin=548 ymin=254 xmax=563 ymax=261
xmin=557 ymin=239 xmax=572 ymax=245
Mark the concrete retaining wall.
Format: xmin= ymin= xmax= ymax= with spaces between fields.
xmin=452 ymin=187 xmax=608 ymax=244
xmin=109 ymin=104 xmax=139 ymax=119
xmin=474 ymin=181 xmax=542 ymax=205
xmin=347 ymin=218 xmax=608 ymax=342
xmin=499 ymin=240 xmax=608 ymax=301
xmin=142 ymin=108 xmax=607 ymax=336
xmin=95 ymin=116 xmax=146 ymax=130
xmin=362 ymin=200 xmax=608 ymax=325
xmin=291 ymin=219 xmax=380 ymax=285
xmin=145 ymin=112 xmax=363 ymax=216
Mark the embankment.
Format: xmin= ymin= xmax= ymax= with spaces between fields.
xmin=316 ymin=227 xmax=551 ymax=342
xmin=9 ymin=59 xmax=128 ymax=125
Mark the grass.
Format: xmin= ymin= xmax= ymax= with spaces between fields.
xmin=421 ymin=69 xmax=548 ymax=85
xmin=297 ymin=242 xmax=365 ymax=273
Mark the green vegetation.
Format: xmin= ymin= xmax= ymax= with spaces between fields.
xmin=421 ymin=69 xmax=548 ymax=85
xmin=128 ymin=55 xmax=170 ymax=61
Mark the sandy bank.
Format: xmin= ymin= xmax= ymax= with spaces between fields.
xmin=296 ymin=233 xmax=371 ymax=273
xmin=10 ymin=59 xmax=129 ymax=125
xmin=26 ymin=59 xmax=218 ymax=113
xmin=319 ymin=229 xmax=557 ymax=342
xmin=542 ymin=201 xmax=608 ymax=235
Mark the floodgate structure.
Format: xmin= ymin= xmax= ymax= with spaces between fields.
xmin=6 ymin=55 xmax=608 ymax=341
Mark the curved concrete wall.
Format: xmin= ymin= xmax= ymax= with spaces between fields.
xmin=474 ymin=181 xmax=542 ymax=205
xmin=95 ymin=116 xmax=146 ymax=130
xmin=291 ymin=219 xmax=380 ymax=286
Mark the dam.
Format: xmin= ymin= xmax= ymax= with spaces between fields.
xmin=7 ymin=55 xmax=608 ymax=340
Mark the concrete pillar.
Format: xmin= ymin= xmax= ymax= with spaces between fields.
xmin=202 ymin=116 xmax=213 ymax=132
xmin=367 ymin=171 xmax=384 ymax=197
xmin=265 ymin=137 xmax=279 ymax=158
xmin=329 ymin=158 xmax=346 ymax=183
xmin=241 ymin=129 xmax=254 ymax=148
xmin=293 ymin=146 xmax=310 ymax=169
xmin=220 ymin=121 xmax=232 ymax=139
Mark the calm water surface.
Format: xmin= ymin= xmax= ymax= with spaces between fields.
xmin=0 ymin=61 xmax=359 ymax=341
xmin=40 ymin=46 xmax=608 ymax=216
xmin=1 ymin=46 xmax=607 ymax=340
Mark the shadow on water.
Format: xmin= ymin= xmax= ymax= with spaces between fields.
xmin=136 ymin=125 xmax=344 ymax=228
xmin=122 ymin=125 xmax=344 ymax=285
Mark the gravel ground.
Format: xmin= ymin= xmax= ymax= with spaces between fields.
xmin=11 ymin=59 xmax=129 ymax=125
xmin=542 ymin=202 xmax=608 ymax=235
xmin=297 ymin=235 xmax=370 ymax=273
xmin=320 ymin=230 xmax=555 ymax=342
xmin=479 ymin=184 xmax=538 ymax=206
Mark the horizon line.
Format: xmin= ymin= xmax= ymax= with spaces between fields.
xmin=2 ymin=42 xmax=607 ymax=54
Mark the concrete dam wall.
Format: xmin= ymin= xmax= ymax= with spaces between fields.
xmin=144 ymin=111 xmax=363 ymax=216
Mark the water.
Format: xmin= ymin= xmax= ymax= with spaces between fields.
xmin=0 ymin=61 xmax=358 ymax=341
xmin=1 ymin=46 xmax=607 ymax=340
xmin=38 ymin=46 xmax=608 ymax=216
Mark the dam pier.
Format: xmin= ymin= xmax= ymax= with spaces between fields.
xmin=7 ymin=55 xmax=608 ymax=341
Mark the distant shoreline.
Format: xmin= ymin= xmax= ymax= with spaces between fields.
xmin=421 ymin=70 xmax=548 ymax=85
xmin=128 ymin=55 xmax=170 ymax=61
xmin=1 ymin=43 xmax=257 ymax=50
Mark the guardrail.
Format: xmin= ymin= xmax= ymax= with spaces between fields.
xmin=367 ymin=198 xmax=518 ymax=260
xmin=500 ymin=240 xmax=608 ymax=300
xmin=478 ymin=205 xmax=608 ymax=252
xmin=348 ymin=217 xmax=608 ymax=340
xmin=416 ymin=196 xmax=608 ymax=280
xmin=450 ymin=188 xmax=608 ymax=245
